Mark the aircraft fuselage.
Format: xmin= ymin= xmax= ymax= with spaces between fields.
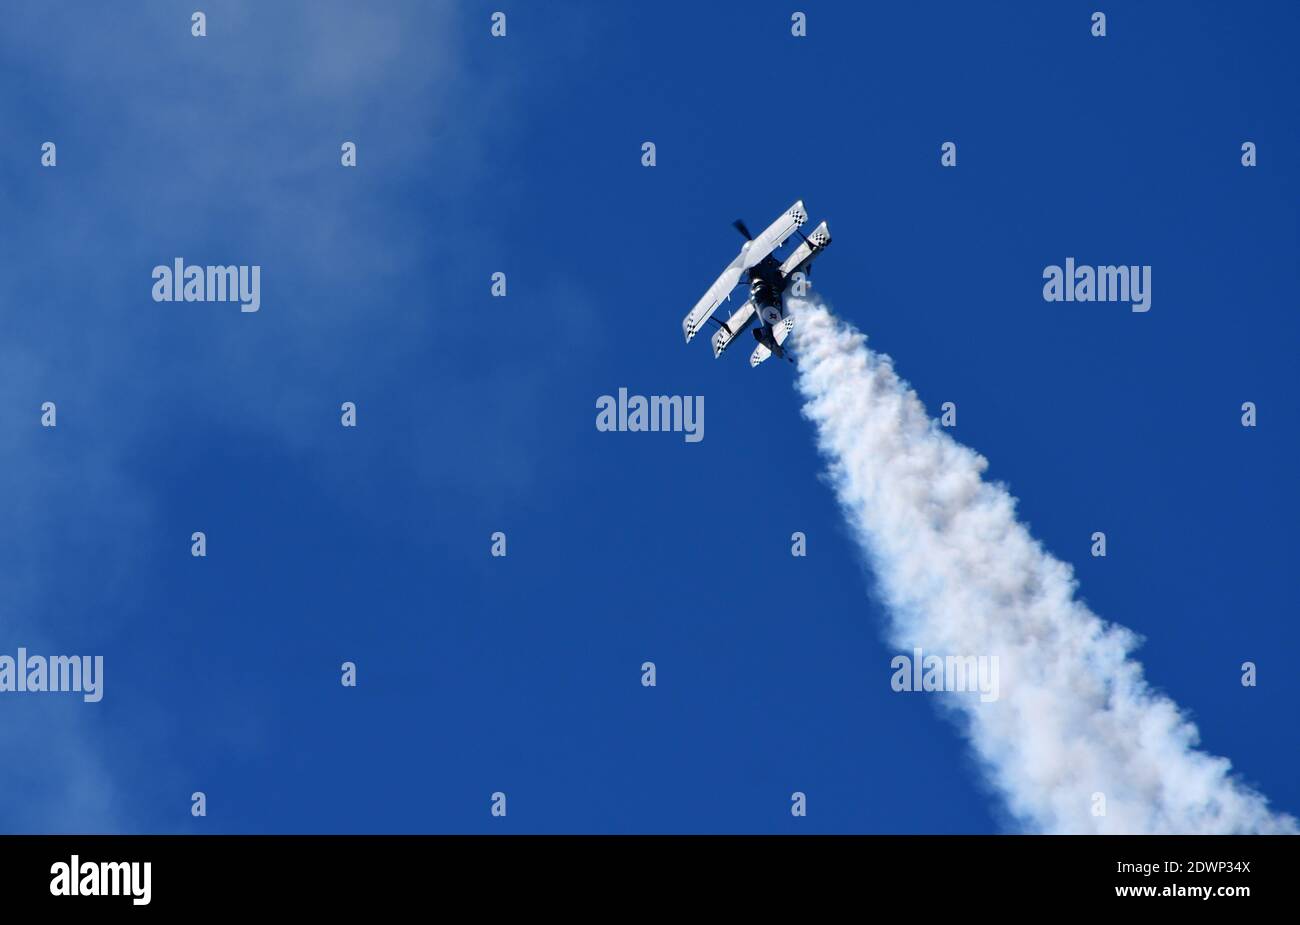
xmin=749 ymin=256 xmax=788 ymax=353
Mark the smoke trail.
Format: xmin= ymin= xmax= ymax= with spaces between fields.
xmin=788 ymin=297 xmax=1295 ymax=834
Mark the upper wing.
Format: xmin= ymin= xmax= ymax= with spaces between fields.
xmin=682 ymin=264 xmax=744 ymax=342
xmin=743 ymin=200 xmax=808 ymax=271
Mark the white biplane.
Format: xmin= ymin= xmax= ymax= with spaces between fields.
xmin=681 ymin=200 xmax=830 ymax=367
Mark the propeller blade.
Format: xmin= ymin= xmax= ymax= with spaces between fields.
xmin=732 ymin=219 xmax=753 ymax=241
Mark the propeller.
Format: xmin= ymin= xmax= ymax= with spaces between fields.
xmin=732 ymin=219 xmax=753 ymax=241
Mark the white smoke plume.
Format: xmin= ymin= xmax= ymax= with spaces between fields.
xmin=788 ymin=296 xmax=1295 ymax=834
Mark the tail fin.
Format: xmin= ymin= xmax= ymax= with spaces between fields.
xmin=771 ymin=315 xmax=795 ymax=347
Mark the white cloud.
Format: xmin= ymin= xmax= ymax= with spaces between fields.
xmin=790 ymin=296 xmax=1295 ymax=833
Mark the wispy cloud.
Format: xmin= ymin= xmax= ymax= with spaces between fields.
xmin=0 ymin=1 xmax=494 ymax=832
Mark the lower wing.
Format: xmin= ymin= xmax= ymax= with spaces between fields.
xmin=778 ymin=221 xmax=831 ymax=279
xmin=711 ymin=300 xmax=757 ymax=357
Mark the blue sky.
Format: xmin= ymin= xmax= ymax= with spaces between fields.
xmin=1 ymin=1 xmax=1295 ymax=833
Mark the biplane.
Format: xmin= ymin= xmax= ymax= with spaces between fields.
xmin=681 ymin=200 xmax=830 ymax=367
